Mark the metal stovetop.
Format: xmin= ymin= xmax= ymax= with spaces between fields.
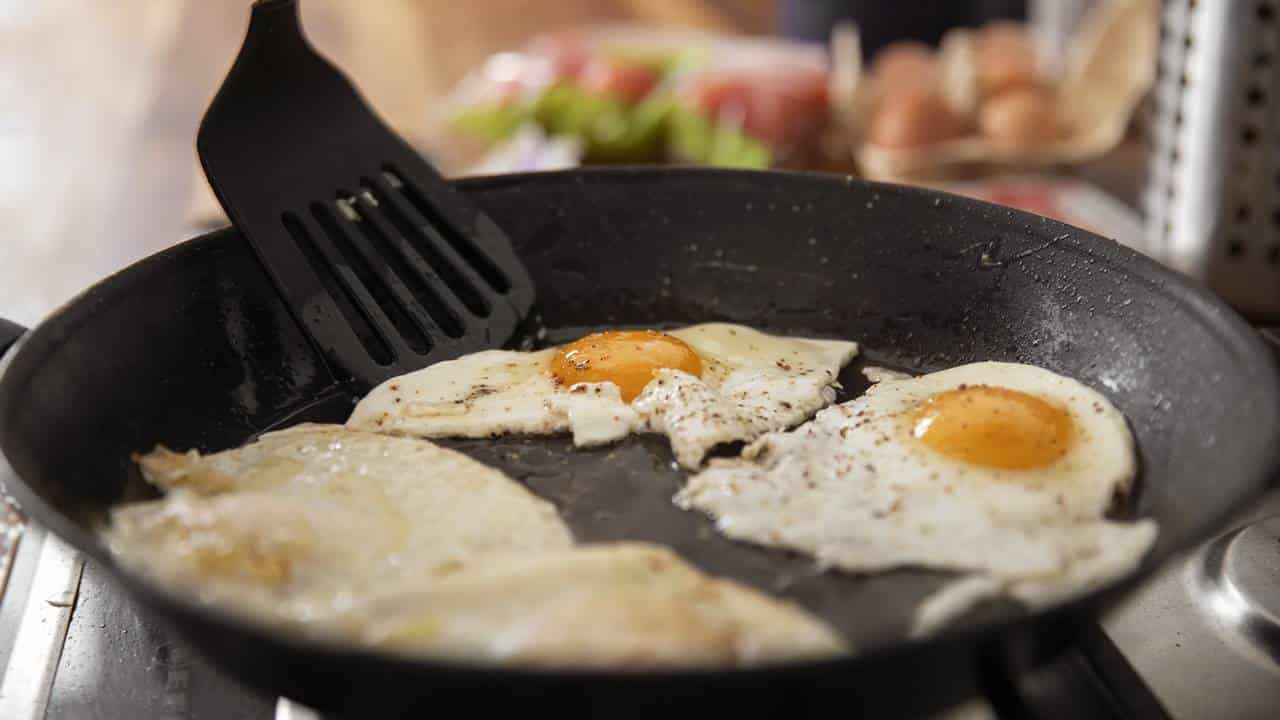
xmin=0 ymin=523 xmax=288 ymax=720
xmin=1101 ymin=488 xmax=1280 ymax=719
xmin=4 ymin=489 xmax=1279 ymax=720
xmin=0 ymin=523 xmax=1007 ymax=720
xmin=2 ymin=182 xmax=1275 ymax=719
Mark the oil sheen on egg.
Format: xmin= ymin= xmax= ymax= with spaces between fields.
xmin=347 ymin=323 xmax=858 ymax=468
xmin=106 ymin=424 xmax=574 ymax=624
xmin=677 ymin=362 xmax=1158 ymax=635
xmin=107 ymin=426 xmax=848 ymax=667
xmin=350 ymin=543 xmax=847 ymax=668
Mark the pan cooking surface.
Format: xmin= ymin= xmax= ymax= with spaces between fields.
xmin=320 ymin=322 xmax=1022 ymax=649
xmin=251 ymin=316 xmax=1149 ymax=649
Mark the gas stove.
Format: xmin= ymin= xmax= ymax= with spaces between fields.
xmin=0 ymin=524 xmax=284 ymax=720
xmin=1 ymin=181 xmax=1273 ymax=719
xmin=1101 ymin=492 xmax=1280 ymax=719
xmin=2 ymin=491 xmax=1278 ymax=719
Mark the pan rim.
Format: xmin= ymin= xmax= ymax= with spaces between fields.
xmin=2 ymin=166 xmax=1277 ymax=685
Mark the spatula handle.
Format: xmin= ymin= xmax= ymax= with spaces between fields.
xmin=0 ymin=319 xmax=24 ymax=357
xmin=246 ymin=0 xmax=303 ymax=44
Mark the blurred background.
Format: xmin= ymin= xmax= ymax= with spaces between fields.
xmin=1 ymin=0 xmax=1157 ymax=327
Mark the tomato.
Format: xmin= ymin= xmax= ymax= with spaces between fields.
xmin=579 ymin=57 xmax=660 ymax=104
xmin=681 ymin=66 xmax=828 ymax=149
xmin=530 ymin=33 xmax=589 ymax=80
xmin=471 ymin=77 xmax=526 ymax=107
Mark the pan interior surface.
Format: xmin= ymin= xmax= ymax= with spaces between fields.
xmin=430 ymin=330 xmax=970 ymax=648
xmin=1 ymin=168 xmax=1276 ymax=661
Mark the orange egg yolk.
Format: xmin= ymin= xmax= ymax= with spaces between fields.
xmin=550 ymin=330 xmax=703 ymax=403
xmin=911 ymin=386 xmax=1073 ymax=470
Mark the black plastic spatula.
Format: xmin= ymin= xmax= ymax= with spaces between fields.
xmin=197 ymin=0 xmax=534 ymax=392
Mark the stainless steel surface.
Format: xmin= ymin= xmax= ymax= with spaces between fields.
xmin=1195 ymin=515 xmax=1280 ymax=651
xmin=276 ymin=698 xmax=322 ymax=720
xmin=0 ymin=547 xmax=998 ymax=720
xmin=0 ymin=532 xmax=82 ymax=720
xmin=1144 ymin=0 xmax=1280 ymax=317
xmin=0 ymin=527 xmax=275 ymax=719
xmin=1 ymin=357 xmax=29 ymax=602
xmin=0 ymin=503 xmax=18 ymax=599
xmin=43 ymin=561 xmax=274 ymax=719
xmin=1103 ymin=490 xmax=1280 ymax=720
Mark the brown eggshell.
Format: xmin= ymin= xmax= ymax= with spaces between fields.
xmin=976 ymin=22 xmax=1039 ymax=97
xmin=868 ymin=87 xmax=968 ymax=149
xmin=978 ymin=87 xmax=1061 ymax=147
xmin=871 ymin=41 xmax=938 ymax=93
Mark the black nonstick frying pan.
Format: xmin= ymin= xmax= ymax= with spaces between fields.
xmin=1 ymin=168 xmax=1277 ymax=718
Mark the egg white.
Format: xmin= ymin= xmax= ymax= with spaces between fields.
xmin=107 ymin=424 xmax=574 ymax=623
xmin=677 ymin=362 xmax=1158 ymax=634
xmin=350 ymin=542 xmax=847 ymax=668
xmin=347 ymin=323 xmax=858 ymax=468
xmin=107 ymin=425 xmax=848 ymax=666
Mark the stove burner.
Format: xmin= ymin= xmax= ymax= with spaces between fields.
xmin=7 ymin=498 xmax=1280 ymax=718
xmin=1105 ymin=498 xmax=1280 ymax=720
xmin=1197 ymin=515 xmax=1280 ymax=660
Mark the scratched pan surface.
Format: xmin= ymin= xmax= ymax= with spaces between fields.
xmin=1 ymin=168 xmax=1276 ymax=717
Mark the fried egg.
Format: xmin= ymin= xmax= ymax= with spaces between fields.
xmin=107 ymin=425 xmax=573 ymax=622
xmin=350 ymin=543 xmax=847 ymax=668
xmin=677 ymin=362 xmax=1158 ymax=634
xmin=348 ymin=323 xmax=858 ymax=468
xmin=108 ymin=425 xmax=847 ymax=666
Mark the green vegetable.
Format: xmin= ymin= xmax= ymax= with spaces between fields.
xmin=666 ymin=107 xmax=771 ymax=169
xmin=448 ymin=103 xmax=529 ymax=142
xmin=450 ymin=63 xmax=770 ymax=168
xmin=600 ymin=46 xmax=707 ymax=77
xmin=533 ymin=83 xmax=668 ymax=163
xmin=530 ymin=84 xmax=582 ymax=135
xmin=590 ymin=95 xmax=671 ymax=163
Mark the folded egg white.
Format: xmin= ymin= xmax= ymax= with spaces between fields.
xmin=107 ymin=424 xmax=849 ymax=666
xmin=351 ymin=543 xmax=846 ymax=667
xmin=109 ymin=424 xmax=573 ymax=622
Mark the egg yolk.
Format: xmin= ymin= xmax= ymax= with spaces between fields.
xmin=550 ymin=330 xmax=703 ymax=402
xmin=911 ymin=386 xmax=1073 ymax=470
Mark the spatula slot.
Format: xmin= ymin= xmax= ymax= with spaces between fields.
xmin=352 ymin=187 xmax=466 ymax=339
xmin=313 ymin=201 xmax=431 ymax=355
xmin=365 ymin=176 xmax=492 ymax=319
xmin=382 ymin=165 xmax=512 ymax=294
xmin=281 ymin=211 xmax=394 ymax=367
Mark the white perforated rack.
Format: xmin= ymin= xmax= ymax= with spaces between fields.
xmin=1144 ymin=0 xmax=1280 ymax=317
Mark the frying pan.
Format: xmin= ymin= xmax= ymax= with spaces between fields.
xmin=1 ymin=168 xmax=1276 ymax=718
